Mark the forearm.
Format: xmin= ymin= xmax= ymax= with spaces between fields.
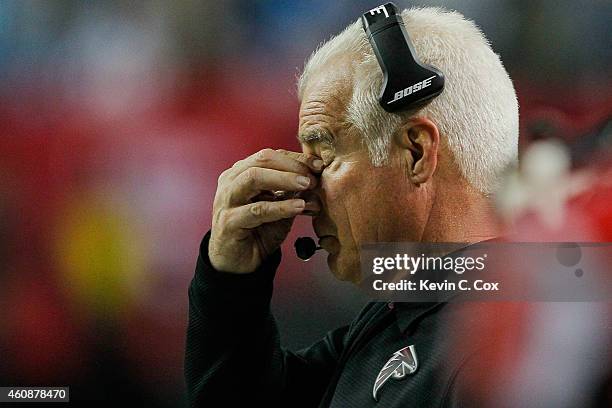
xmin=184 ymin=231 xmax=283 ymax=406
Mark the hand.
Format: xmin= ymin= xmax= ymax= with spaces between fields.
xmin=208 ymin=149 xmax=323 ymax=273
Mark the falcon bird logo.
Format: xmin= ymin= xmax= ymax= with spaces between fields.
xmin=373 ymin=345 xmax=418 ymax=401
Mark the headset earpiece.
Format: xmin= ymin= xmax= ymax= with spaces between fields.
xmin=361 ymin=2 xmax=445 ymax=112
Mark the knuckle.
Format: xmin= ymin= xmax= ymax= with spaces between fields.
xmin=217 ymin=169 xmax=230 ymax=184
xmin=243 ymin=167 xmax=259 ymax=187
xmin=256 ymin=148 xmax=275 ymax=164
xmin=230 ymin=159 xmax=243 ymax=170
xmin=213 ymin=210 xmax=231 ymax=233
xmin=216 ymin=209 xmax=229 ymax=227
xmin=249 ymin=202 xmax=267 ymax=217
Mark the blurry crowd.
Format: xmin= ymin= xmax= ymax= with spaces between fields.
xmin=0 ymin=1 xmax=610 ymax=405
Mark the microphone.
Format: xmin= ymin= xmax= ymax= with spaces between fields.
xmin=294 ymin=237 xmax=322 ymax=261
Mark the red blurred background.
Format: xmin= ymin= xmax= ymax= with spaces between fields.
xmin=0 ymin=1 xmax=610 ymax=405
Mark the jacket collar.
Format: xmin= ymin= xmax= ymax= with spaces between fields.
xmin=391 ymin=288 xmax=463 ymax=334
xmin=378 ymin=237 xmax=504 ymax=333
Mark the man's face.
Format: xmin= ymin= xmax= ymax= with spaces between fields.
xmin=299 ymin=55 xmax=427 ymax=283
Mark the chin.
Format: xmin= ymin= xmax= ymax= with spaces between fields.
xmin=328 ymin=251 xmax=362 ymax=284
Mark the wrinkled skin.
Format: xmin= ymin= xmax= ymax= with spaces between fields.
xmin=210 ymin=52 xmax=498 ymax=282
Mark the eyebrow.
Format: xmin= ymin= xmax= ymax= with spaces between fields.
xmin=297 ymin=129 xmax=335 ymax=146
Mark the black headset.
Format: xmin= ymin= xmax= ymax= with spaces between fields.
xmin=362 ymin=2 xmax=445 ymax=112
xmin=295 ymin=2 xmax=445 ymax=260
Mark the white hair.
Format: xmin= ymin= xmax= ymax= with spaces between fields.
xmin=297 ymin=7 xmax=519 ymax=195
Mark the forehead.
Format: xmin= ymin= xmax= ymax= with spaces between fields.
xmin=299 ymin=53 xmax=356 ymax=132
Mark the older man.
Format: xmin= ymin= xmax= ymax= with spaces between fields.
xmin=185 ymin=6 xmax=518 ymax=407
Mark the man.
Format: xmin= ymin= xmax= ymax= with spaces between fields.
xmin=185 ymin=6 xmax=518 ymax=407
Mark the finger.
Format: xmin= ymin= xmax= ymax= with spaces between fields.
xmin=230 ymin=167 xmax=316 ymax=204
xmin=228 ymin=199 xmax=306 ymax=229
xmin=302 ymin=195 xmax=322 ymax=216
xmin=287 ymin=190 xmax=321 ymax=216
xmin=228 ymin=148 xmax=321 ymax=180
xmin=276 ymin=149 xmax=324 ymax=174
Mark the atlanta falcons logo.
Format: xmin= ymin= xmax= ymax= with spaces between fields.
xmin=372 ymin=345 xmax=418 ymax=401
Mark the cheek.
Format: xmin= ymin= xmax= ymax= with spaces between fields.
xmin=320 ymin=162 xmax=386 ymax=241
xmin=319 ymin=161 xmax=365 ymax=211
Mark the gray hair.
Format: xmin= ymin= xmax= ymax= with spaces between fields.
xmin=297 ymin=7 xmax=519 ymax=195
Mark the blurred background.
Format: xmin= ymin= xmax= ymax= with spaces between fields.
xmin=0 ymin=0 xmax=610 ymax=406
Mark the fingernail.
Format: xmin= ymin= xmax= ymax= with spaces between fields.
xmin=312 ymin=159 xmax=324 ymax=170
xmin=293 ymin=199 xmax=306 ymax=209
xmin=296 ymin=176 xmax=310 ymax=188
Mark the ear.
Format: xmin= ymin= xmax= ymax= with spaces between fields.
xmin=394 ymin=117 xmax=440 ymax=185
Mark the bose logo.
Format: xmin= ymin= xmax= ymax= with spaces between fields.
xmin=369 ymin=5 xmax=389 ymax=18
xmin=388 ymin=76 xmax=436 ymax=104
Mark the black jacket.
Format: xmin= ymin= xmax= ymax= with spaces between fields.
xmin=185 ymin=231 xmax=490 ymax=407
